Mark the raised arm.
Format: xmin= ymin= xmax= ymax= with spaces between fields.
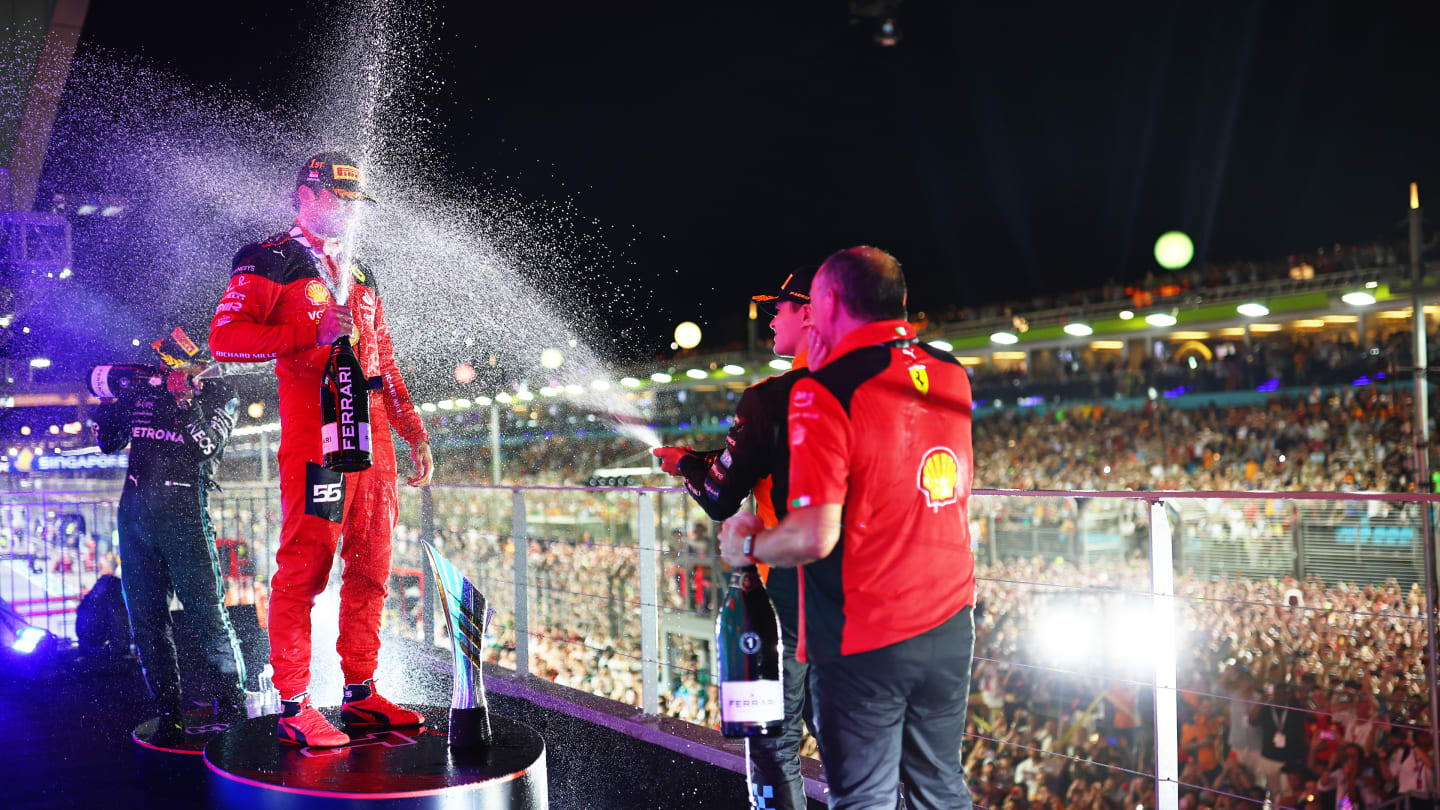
xmin=209 ymin=247 xmax=319 ymax=362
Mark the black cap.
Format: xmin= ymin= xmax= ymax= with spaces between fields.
xmin=297 ymin=151 xmax=377 ymax=204
xmin=752 ymin=265 xmax=817 ymax=308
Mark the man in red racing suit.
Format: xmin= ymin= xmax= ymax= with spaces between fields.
xmin=209 ymin=151 xmax=434 ymax=747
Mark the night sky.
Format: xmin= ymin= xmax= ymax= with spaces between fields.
xmin=68 ymin=0 xmax=1440 ymax=355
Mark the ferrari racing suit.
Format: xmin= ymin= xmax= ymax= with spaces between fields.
xmin=208 ymin=224 xmax=428 ymax=699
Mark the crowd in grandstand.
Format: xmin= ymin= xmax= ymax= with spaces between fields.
xmin=379 ymin=501 xmax=1440 ymax=810
xmin=423 ymin=384 xmax=1421 ymax=501
xmin=968 ymin=557 xmax=1433 ymax=810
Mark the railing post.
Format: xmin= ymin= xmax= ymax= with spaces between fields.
xmin=638 ymin=491 xmax=660 ymax=715
xmin=420 ymin=488 xmax=436 ymax=647
xmin=1147 ymin=500 xmax=1179 ymax=810
xmin=987 ymin=514 xmax=997 ymax=564
xmin=1419 ymin=499 xmax=1440 ymax=788
xmin=512 ymin=489 xmax=530 ymax=679
xmin=1291 ymin=502 xmax=1305 ymax=580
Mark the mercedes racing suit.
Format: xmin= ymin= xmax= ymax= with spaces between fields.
xmin=677 ymin=363 xmax=814 ymax=810
xmin=208 ymin=224 xmax=428 ymax=699
xmin=96 ymin=375 xmax=245 ymax=709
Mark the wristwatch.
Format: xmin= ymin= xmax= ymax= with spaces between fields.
xmin=742 ymin=535 xmax=759 ymax=565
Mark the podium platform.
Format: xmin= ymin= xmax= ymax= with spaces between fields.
xmin=132 ymin=707 xmax=236 ymax=797
xmin=203 ymin=705 xmax=546 ymax=810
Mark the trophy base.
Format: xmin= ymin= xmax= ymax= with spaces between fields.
xmin=450 ymin=706 xmax=493 ymax=748
xmin=204 ymin=704 xmax=546 ymax=809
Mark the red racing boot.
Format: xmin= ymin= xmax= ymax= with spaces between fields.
xmin=340 ymin=679 xmax=425 ymax=727
xmin=276 ymin=693 xmax=350 ymax=747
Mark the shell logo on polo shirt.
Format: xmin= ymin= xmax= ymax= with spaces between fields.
xmin=305 ymin=280 xmax=330 ymax=305
xmin=917 ymin=446 xmax=960 ymax=510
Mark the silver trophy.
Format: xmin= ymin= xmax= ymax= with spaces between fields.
xmin=421 ymin=541 xmax=493 ymax=748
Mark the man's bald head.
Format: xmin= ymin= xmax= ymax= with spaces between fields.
xmin=815 ymin=246 xmax=907 ymax=323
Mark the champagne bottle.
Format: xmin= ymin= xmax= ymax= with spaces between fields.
xmin=715 ymin=565 xmax=784 ymax=738
xmin=320 ymin=337 xmax=372 ymax=472
xmin=87 ymin=364 xmax=166 ymax=400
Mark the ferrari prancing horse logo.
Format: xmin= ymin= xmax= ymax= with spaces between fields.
xmin=908 ymin=365 xmax=929 ymax=395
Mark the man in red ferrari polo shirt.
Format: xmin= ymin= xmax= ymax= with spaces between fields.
xmin=719 ymin=246 xmax=976 ymax=809
xmin=209 ymin=152 xmax=434 ymax=747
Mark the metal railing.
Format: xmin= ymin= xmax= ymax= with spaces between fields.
xmin=4 ymin=481 xmax=1439 ymax=810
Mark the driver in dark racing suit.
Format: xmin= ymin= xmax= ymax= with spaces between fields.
xmin=94 ymin=346 xmax=246 ymax=747
xmin=654 ymin=267 xmax=818 ymax=810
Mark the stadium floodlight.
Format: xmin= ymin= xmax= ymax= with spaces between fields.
xmin=590 ymin=379 xmax=610 ymax=391
xmin=247 ymin=402 xmax=265 ymax=419
xmin=1341 ymin=291 xmax=1376 ymax=307
xmin=28 ymin=358 xmax=50 ymax=368
xmin=75 ymin=204 xmax=97 ymax=216
xmin=420 ymin=402 xmax=438 ymax=412
xmin=990 ymin=331 xmax=1019 ymax=345
xmin=686 ymin=369 xmax=708 ymax=379
xmin=1145 ymin=312 xmax=1177 ymax=327
xmin=100 ymin=205 xmax=123 ymax=217
xmin=674 ymin=321 xmax=702 ymax=349
xmin=132 ymin=338 xmax=140 ymax=346
xmin=496 ymin=393 xmax=513 ymax=404
xmin=722 ymin=364 xmax=745 ymax=375
xmin=517 ymin=390 xmax=535 ymax=401
xmin=1119 ymin=310 xmax=1134 ymax=320
xmin=58 ymin=268 xmax=71 ymax=279
xmin=455 ymin=398 xmax=472 ymax=408
xmin=929 ymin=340 xmax=953 ymax=352
xmin=1063 ymin=323 xmax=1093 ymax=337
xmin=539 ymin=386 xmax=557 ymax=396
xmin=769 ymin=358 xmax=792 ymax=371
xmin=475 ymin=396 xmax=492 ymax=406
xmin=438 ymin=400 xmax=455 ymax=410
xmin=650 ymin=372 xmax=672 ymax=383
xmin=540 ymin=348 xmax=564 ymax=369
xmin=1153 ymin=231 xmax=1194 ymax=270
xmin=620 ymin=377 xmax=641 ymax=388
xmin=1237 ymin=302 xmax=1269 ymax=317
xmin=564 ymin=384 xmax=583 ymax=395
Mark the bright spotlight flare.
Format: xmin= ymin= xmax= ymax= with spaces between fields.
xmin=421 ymin=540 xmax=493 ymax=748
xmin=1154 ymin=231 xmax=1194 ymax=270
xmin=675 ymin=321 xmax=702 ymax=349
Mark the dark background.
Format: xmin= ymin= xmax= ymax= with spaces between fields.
xmin=68 ymin=0 xmax=1440 ymax=356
